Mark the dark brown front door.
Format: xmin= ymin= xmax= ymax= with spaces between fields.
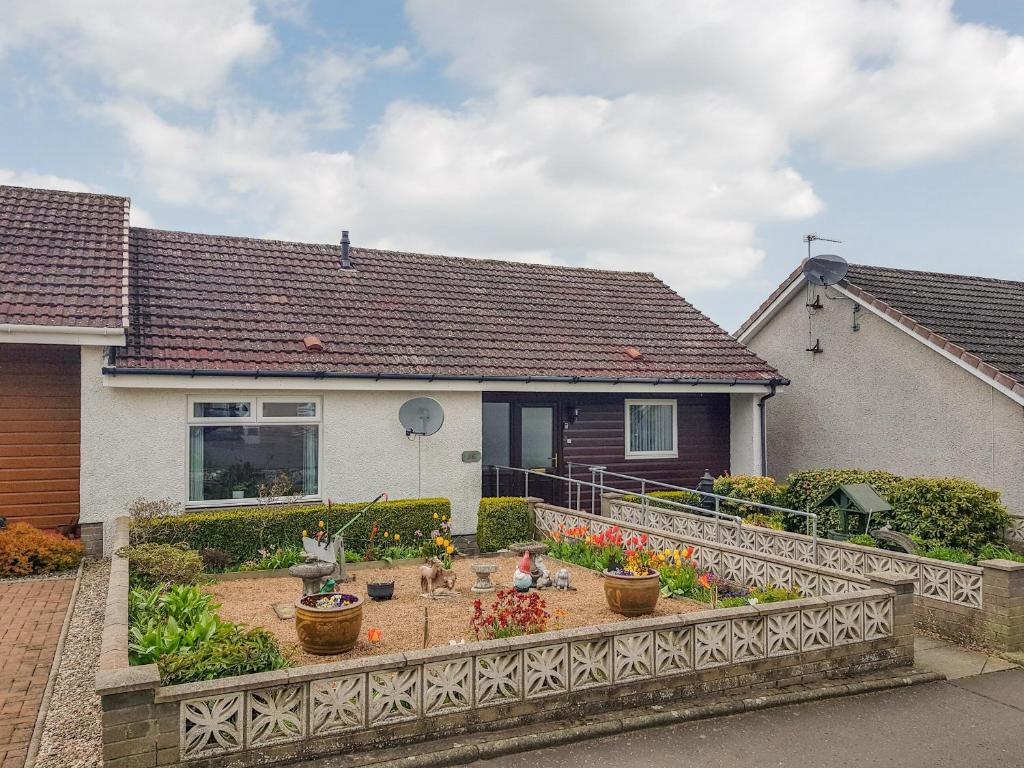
xmin=482 ymin=398 xmax=562 ymax=504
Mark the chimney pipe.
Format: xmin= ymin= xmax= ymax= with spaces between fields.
xmin=340 ymin=230 xmax=352 ymax=269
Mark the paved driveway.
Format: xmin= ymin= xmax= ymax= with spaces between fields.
xmin=0 ymin=577 xmax=75 ymax=768
xmin=475 ymin=669 xmax=1024 ymax=768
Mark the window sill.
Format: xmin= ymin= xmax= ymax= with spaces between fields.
xmin=185 ymin=495 xmax=322 ymax=510
xmin=624 ymin=452 xmax=678 ymax=461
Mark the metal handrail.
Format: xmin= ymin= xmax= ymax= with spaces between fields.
xmin=489 ymin=464 xmax=742 ymax=545
xmin=564 ymin=461 xmax=818 ymax=544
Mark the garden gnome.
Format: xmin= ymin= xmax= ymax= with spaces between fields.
xmin=513 ymin=551 xmax=533 ymax=592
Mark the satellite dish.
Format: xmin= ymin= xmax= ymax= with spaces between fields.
xmin=399 ymin=397 xmax=444 ymax=437
xmin=803 ymin=254 xmax=849 ymax=287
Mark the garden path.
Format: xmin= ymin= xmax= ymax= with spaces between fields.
xmin=0 ymin=576 xmax=75 ymax=768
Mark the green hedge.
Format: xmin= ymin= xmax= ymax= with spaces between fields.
xmin=477 ymin=497 xmax=533 ymax=552
xmin=137 ymin=498 xmax=450 ymax=566
xmin=712 ymin=475 xmax=788 ymax=512
xmin=783 ymin=469 xmax=1009 ymax=552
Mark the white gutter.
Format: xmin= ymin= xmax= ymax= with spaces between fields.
xmin=0 ymin=324 xmax=127 ymax=346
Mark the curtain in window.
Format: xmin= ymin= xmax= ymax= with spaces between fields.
xmin=303 ymin=426 xmax=318 ymax=496
xmin=629 ymin=403 xmax=674 ymax=453
xmin=188 ymin=426 xmax=205 ymax=501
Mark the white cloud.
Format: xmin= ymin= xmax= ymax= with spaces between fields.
xmin=0 ymin=0 xmax=275 ymax=104
xmin=302 ymin=46 xmax=412 ymax=128
xmin=406 ymin=0 xmax=1024 ymax=167
xmin=8 ymin=1 xmax=1024 ymax=300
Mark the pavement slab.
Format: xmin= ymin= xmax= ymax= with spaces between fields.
xmin=474 ymin=670 xmax=1024 ymax=768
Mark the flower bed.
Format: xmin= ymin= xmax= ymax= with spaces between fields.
xmin=206 ymin=558 xmax=689 ymax=665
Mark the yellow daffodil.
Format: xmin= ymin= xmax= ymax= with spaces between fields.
xmin=394 ymin=533 xmax=400 ymax=541
xmin=318 ymin=520 xmax=325 ymax=528
xmin=383 ymin=531 xmax=389 ymax=538
xmin=435 ymin=536 xmax=445 ymax=546
xmin=302 ymin=529 xmax=308 ymax=537
xmin=446 ymin=545 xmax=455 ymax=554
xmin=433 ymin=512 xmax=439 ymax=519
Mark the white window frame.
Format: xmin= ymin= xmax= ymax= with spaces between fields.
xmin=624 ymin=398 xmax=678 ymax=460
xmin=186 ymin=395 xmax=323 ymax=508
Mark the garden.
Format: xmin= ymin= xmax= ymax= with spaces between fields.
xmin=116 ymin=495 xmax=805 ymax=684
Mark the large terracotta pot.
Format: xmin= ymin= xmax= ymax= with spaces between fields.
xmin=295 ymin=593 xmax=364 ymax=654
xmin=602 ymin=570 xmax=660 ymax=617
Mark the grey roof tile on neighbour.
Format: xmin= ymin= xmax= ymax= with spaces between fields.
xmin=115 ymin=226 xmax=783 ymax=382
xmin=843 ymin=264 xmax=1024 ymax=385
xmin=0 ymin=185 xmax=128 ymax=328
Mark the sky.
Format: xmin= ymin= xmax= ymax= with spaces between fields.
xmin=1 ymin=0 xmax=1022 ymax=332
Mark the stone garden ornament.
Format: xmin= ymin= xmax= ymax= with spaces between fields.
xmin=420 ymin=557 xmax=458 ymax=598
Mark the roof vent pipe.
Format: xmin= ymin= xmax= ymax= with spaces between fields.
xmin=340 ymin=230 xmax=352 ymax=269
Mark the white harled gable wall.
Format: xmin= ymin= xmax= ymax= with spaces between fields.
xmin=745 ymin=283 xmax=1024 ymax=524
xmin=79 ymin=348 xmax=483 ymax=552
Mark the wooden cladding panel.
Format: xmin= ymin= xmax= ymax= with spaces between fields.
xmin=0 ymin=344 xmax=80 ymax=528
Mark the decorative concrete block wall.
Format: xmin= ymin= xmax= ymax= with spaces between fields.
xmin=604 ymin=495 xmax=1024 ymax=650
xmin=96 ymin=515 xmax=913 ymax=768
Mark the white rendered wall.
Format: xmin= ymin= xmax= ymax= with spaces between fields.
xmin=729 ymin=393 xmax=763 ymax=476
xmin=79 ymin=348 xmax=484 ymax=552
xmin=745 ymin=284 xmax=1024 ymax=521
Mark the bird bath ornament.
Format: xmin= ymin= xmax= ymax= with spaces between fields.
xmin=288 ymin=557 xmax=336 ymax=596
xmin=470 ymin=562 xmax=498 ymax=593
xmin=301 ymin=493 xmax=388 ymax=583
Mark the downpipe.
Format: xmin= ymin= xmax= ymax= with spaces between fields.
xmin=757 ymin=384 xmax=777 ymax=476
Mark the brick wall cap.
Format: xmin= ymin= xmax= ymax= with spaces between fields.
xmin=96 ymin=664 xmax=160 ymax=696
xmin=979 ymin=559 xmax=1024 ymax=572
xmin=866 ymin=572 xmax=917 ymax=587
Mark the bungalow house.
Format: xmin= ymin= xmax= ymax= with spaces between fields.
xmin=1 ymin=184 xmax=785 ymax=553
xmin=737 ymin=261 xmax=1024 ymax=538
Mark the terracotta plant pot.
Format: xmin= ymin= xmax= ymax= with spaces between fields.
xmin=602 ymin=570 xmax=660 ymax=617
xmin=294 ymin=593 xmax=364 ymax=654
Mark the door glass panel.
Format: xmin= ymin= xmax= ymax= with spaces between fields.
xmin=482 ymin=402 xmax=511 ymax=467
xmin=521 ymin=407 xmax=554 ymax=471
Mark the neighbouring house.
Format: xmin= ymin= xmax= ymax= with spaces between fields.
xmin=1 ymin=184 xmax=786 ymax=552
xmin=737 ymin=261 xmax=1024 ymax=537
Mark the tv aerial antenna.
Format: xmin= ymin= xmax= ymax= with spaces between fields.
xmin=398 ymin=397 xmax=445 ymax=497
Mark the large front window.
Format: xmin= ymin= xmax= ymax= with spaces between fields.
xmin=187 ymin=397 xmax=321 ymax=504
xmin=624 ymin=399 xmax=677 ymax=459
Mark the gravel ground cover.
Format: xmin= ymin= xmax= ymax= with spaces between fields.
xmin=208 ymin=557 xmax=702 ymax=666
xmin=35 ymin=560 xmax=108 ymax=768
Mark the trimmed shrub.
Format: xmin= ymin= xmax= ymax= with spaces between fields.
xmin=743 ymin=512 xmax=785 ymax=530
xmin=157 ymin=625 xmax=289 ymax=685
xmin=621 ymin=490 xmax=702 ymax=511
xmin=199 ymin=548 xmax=233 ymax=572
xmin=477 ymin=497 xmax=533 ymax=552
xmin=884 ymin=477 xmax=1010 ymax=552
xmin=117 ymin=543 xmax=204 ymax=588
xmin=0 ymin=523 xmax=83 ymax=577
xmin=847 ymin=533 xmax=879 ymax=548
xmin=713 ymin=475 xmax=787 ymax=512
xmin=784 ymin=469 xmax=902 ymax=513
xmin=139 ymin=498 xmax=450 ymax=565
xmin=784 ymin=469 xmax=1009 ymax=551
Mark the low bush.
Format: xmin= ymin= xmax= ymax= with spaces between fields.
xmin=0 ymin=523 xmax=83 ymax=577
xmin=117 ymin=543 xmax=204 ymax=588
xmin=199 ymin=548 xmax=233 ymax=572
xmin=236 ymin=545 xmax=305 ymax=572
xmin=476 ymin=497 xmax=533 ymax=552
xmin=621 ymin=490 xmax=702 ymax=511
xmin=139 ymin=497 xmax=450 ymax=564
xmin=847 ymin=533 xmax=879 ymax=548
xmin=976 ymin=544 xmax=1024 ymax=564
xmin=157 ymin=625 xmax=289 ymax=685
xmin=713 ymin=475 xmax=787 ymax=512
xmin=783 ymin=470 xmax=1009 ymax=551
xmin=128 ymin=584 xmax=288 ymax=684
xmin=916 ymin=545 xmax=975 ymax=565
xmin=743 ymin=512 xmax=785 ymax=530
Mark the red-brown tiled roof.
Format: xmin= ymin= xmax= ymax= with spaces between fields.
xmin=0 ymin=185 xmax=129 ymax=328
xmin=115 ymin=227 xmax=783 ymax=382
xmin=843 ymin=264 xmax=1024 ymax=388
